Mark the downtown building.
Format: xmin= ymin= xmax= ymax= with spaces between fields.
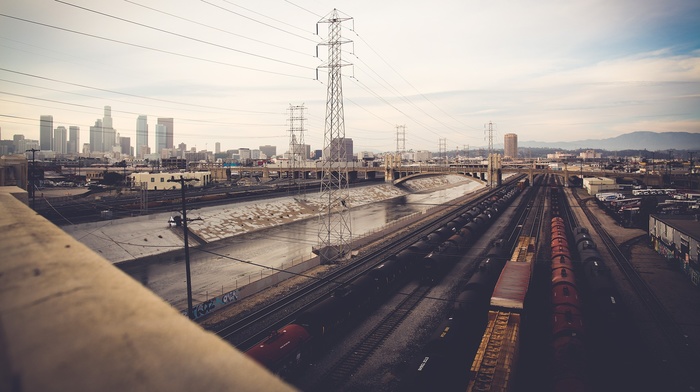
xmin=136 ymin=115 xmax=148 ymax=158
xmin=323 ymin=137 xmax=354 ymax=162
xmin=40 ymin=115 xmax=53 ymax=151
xmin=504 ymin=133 xmax=518 ymax=160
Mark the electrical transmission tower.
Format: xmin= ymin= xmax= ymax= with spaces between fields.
xmin=485 ymin=121 xmax=495 ymax=156
xmin=484 ymin=121 xmax=500 ymax=187
xmin=439 ymin=138 xmax=447 ymax=166
xmin=315 ymin=9 xmax=353 ymax=264
xmin=396 ymin=125 xmax=406 ymax=155
xmin=287 ymin=104 xmax=307 ymax=194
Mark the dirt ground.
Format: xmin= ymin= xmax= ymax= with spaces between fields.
xmin=568 ymin=188 xmax=700 ymax=372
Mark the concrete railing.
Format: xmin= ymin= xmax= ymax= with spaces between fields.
xmin=0 ymin=186 xmax=295 ymax=392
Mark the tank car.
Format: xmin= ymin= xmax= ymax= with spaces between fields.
xmin=245 ymin=323 xmax=313 ymax=376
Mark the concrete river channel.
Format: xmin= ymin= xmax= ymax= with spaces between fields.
xmin=116 ymin=178 xmax=485 ymax=310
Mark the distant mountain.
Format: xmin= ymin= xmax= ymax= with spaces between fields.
xmin=517 ymin=131 xmax=700 ymax=151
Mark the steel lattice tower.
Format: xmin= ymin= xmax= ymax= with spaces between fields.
xmin=287 ymin=104 xmax=306 ymax=191
xmin=485 ymin=121 xmax=499 ymax=187
xmin=315 ymin=9 xmax=353 ymax=264
xmin=439 ymin=138 xmax=447 ymax=166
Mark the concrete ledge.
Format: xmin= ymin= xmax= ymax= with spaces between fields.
xmin=0 ymin=187 xmax=294 ymax=392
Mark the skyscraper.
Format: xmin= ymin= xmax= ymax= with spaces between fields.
xmin=504 ymin=133 xmax=518 ymax=160
xmin=136 ymin=115 xmax=148 ymax=158
xmin=54 ymin=126 xmax=67 ymax=154
xmin=157 ymin=118 xmax=173 ymax=149
xmin=323 ymin=138 xmax=354 ymax=162
xmin=68 ymin=126 xmax=80 ymax=154
xmin=90 ymin=119 xmax=103 ymax=153
xmin=102 ymin=106 xmax=116 ymax=153
xmin=155 ymin=123 xmax=167 ymax=154
xmin=119 ymin=135 xmax=131 ymax=156
xmin=68 ymin=125 xmax=80 ymax=154
xmin=40 ymin=115 xmax=53 ymax=151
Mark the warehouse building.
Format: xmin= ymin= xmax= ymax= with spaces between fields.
xmin=130 ymin=171 xmax=211 ymax=191
xmin=649 ymin=214 xmax=700 ymax=286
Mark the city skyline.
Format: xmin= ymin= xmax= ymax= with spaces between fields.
xmin=1 ymin=0 xmax=698 ymax=154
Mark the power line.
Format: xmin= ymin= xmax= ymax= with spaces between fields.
xmin=0 ymin=13 xmax=312 ymax=80
xmin=202 ymin=0 xmax=318 ymax=43
xmin=123 ymin=0 xmax=313 ymax=58
xmin=0 ymin=68 xmax=279 ymax=114
xmin=55 ymin=0 xmax=314 ymax=70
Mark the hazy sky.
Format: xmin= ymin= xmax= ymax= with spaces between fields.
xmin=1 ymin=0 xmax=698 ymax=153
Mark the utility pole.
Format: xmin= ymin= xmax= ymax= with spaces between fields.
xmin=168 ymin=176 xmax=199 ymax=320
xmin=315 ymin=9 xmax=353 ymax=264
xmin=26 ymin=148 xmax=39 ymax=209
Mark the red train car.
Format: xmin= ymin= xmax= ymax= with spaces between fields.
xmin=245 ymin=324 xmax=313 ymax=376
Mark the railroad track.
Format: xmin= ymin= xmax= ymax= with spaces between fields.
xmin=310 ymin=284 xmax=434 ymax=391
xmin=214 ymin=184 xmax=516 ymax=350
xmin=572 ymin=190 xmax=699 ymax=390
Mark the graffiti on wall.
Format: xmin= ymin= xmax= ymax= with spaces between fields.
xmin=181 ymin=289 xmax=240 ymax=320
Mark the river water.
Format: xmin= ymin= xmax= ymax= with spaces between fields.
xmin=123 ymin=181 xmax=484 ymax=308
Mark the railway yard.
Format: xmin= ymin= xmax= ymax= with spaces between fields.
xmin=202 ymin=174 xmax=700 ymax=392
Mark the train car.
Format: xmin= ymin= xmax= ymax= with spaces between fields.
xmin=578 ymin=247 xmax=602 ymax=264
xmin=421 ymin=241 xmax=461 ymax=282
xmin=295 ymin=296 xmax=349 ymax=338
xmin=583 ymin=260 xmax=622 ymax=319
xmin=245 ymin=323 xmax=313 ymax=376
xmin=552 ymin=266 xmax=576 ymax=288
xmin=552 ymin=302 xmax=585 ymax=338
xmin=552 ymin=334 xmax=586 ymax=392
xmin=551 ymin=281 xmax=581 ymax=309
xmin=435 ymin=225 xmax=457 ymax=241
xmin=467 ymin=311 xmax=521 ymax=392
xmin=247 ymin=187 xmax=522 ymax=378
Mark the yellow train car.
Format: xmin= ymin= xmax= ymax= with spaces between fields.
xmin=467 ymin=311 xmax=521 ymax=392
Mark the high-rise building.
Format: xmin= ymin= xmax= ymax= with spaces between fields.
xmin=89 ymin=119 xmax=103 ymax=153
xmin=119 ymin=135 xmax=131 ymax=155
xmin=157 ymin=118 xmax=173 ymax=149
xmin=259 ymin=145 xmax=276 ymax=158
xmin=53 ymin=126 xmax=67 ymax=154
xmin=68 ymin=126 xmax=80 ymax=154
xmin=13 ymin=135 xmax=24 ymax=153
xmin=155 ymin=123 xmax=167 ymax=154
xmin=215 ymin=142 xmax=221 ymax=154
xmin=103 ymin=106 xmax=113 ymax=129
xmin=40 ymin=115 xmax=53 ymax=151
xmin=504 ymin=133 xmax=518 ymax=160
xmin=136 ymin=115 xmax=148 ymax=158
xmin=323 ymin=138 xmax=354 ymax=162
xmin=102 ymin=107 xmax=116 ymax=153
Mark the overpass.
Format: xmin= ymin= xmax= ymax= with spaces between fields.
xmin=192 ymin=159 xmax=687 ymax=189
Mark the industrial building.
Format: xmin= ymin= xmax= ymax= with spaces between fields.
xmin=649 ymin=214 xmax=700 ymax=286
xmin=130 ymin=171 xmax=212 ymax=190
xmin=583 ymin=177 xmax=617 ymax=195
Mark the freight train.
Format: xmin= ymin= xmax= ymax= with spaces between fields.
xmin=406 ymin=240 xmax=510 ymax=391
xmin=466 ymin=235 xmax=536 ymax=392
xmin=550 ymin=213 xmax=586 ymax=391
xmin=550 ymin=183 xmax=626 ymax=391
xmin=245 ymin=185 xmax=523 ymax=377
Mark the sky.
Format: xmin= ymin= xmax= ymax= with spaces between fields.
xmin=1 ymin=0 xmax=699 ymax=154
